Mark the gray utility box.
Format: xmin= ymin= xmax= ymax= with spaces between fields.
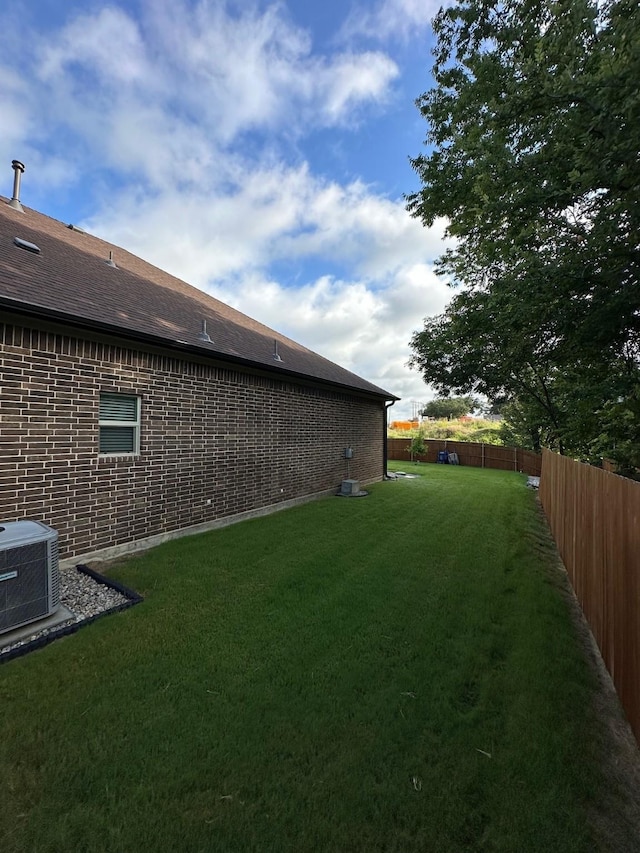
xmin=341 ymin=479 xmax=360 ymax=496
xmin=0 ymin=521 xmax=60 ymax=635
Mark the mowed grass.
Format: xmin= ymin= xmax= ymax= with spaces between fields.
xmin=0 ymin=464 xmax=608 ymax=852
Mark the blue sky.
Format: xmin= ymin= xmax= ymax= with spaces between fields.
xmin=0 ymin=0 xmax=451 ymax=418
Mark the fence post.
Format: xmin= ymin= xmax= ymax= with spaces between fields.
xmin=481 ymin=442 xmax=485 ymax=468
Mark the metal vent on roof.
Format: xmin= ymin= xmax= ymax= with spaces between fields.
xmin=105 ymin=251 xmax=117 ymax=268
xmin=67 ymin=224 xmax=85 ymax=233
xmin=13 ymin=237 xmax=41 ymax=254
xmin=197 ymin=320 xmax=212 ymax=343
xmin=273 ymin=340 xmax=283 ymax=362
xmin=7 ymin=160 xmax=25 ymax=212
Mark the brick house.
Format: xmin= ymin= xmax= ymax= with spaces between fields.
xmin=0 ymin=165 xmax=397 ymax=563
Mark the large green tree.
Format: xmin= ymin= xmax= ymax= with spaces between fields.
xmin=407 ymin=0 xmax=640 ymax=470
xmin=421 ymin=395 xmax=478 ymax=419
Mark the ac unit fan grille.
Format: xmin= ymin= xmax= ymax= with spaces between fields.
xmin=0 ymin=542 xmax=49 ymax=633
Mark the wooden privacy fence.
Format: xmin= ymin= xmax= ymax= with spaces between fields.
xmin=387 ymin=438 xmax=541 ymax=477
xmin=539 ymin=449 xmax=640 ymax=744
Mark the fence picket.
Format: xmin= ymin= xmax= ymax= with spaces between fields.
xmin=539 ymin=449 xmax=640 ymax=744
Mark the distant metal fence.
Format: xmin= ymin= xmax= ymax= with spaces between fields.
xmin=387 ymin=437 xmax=541 ymax=477
xmin=539 ymin=449 xmax=640 ymax=744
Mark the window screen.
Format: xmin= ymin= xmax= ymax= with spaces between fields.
xmin=99 ymin=393 xmax=140 ymax=455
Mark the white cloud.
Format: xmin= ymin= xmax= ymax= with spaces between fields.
xmin=162 ymin=4 xmax=400 ymax=136
xmin=143 ymin=1 xmax=313 ymax=141
xmin=0 ymin=1 xmax=401 ymax=197
xmin=340 ymin=0 xmax=441 ymax=43
xmin=281 ymin=182 xmax=448 ymax=276
xmin=83 ymin=161 xmax=313 ymax=282
xmin=0 ymin=67 xmax=32 ymax=147
xmin=315 ymin=51 xmax=399 ymax=124
xmin=38 ymin=7 xmax=151 ymax=85
xmin=32 ymin=1 xmax=398 ymax=153
xmin=85 ymin=161 xmax=450 ymax=290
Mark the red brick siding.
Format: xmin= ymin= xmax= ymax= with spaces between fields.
xmin=1 ymin=322 xmax=384 ymax=559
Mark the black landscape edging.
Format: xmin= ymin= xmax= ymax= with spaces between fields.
xmin=0 ymin=564 xmax=143 ymax=665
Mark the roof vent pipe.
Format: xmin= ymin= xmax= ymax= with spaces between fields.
xmin=197 ymin=320 xmax=212 ymax=343
xmin=8 ymin=160 xmax=25 ymax=212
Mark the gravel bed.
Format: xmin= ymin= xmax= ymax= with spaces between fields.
xmin=0 ymin=565 xmax=131 ymax=658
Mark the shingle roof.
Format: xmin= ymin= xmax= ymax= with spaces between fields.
xmin=0 ymin=197 xmax=397 ymax=400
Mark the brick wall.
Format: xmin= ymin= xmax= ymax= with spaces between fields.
xmin=1 ymin=321 xmax=385 ymax=559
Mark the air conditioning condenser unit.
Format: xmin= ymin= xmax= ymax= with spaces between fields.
xmin=0 ymin=521 xmax=60 ymax=635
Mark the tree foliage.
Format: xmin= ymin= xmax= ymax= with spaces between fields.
xmin=421 ymin=395 xmax=478 ymax=419
xmin=407 ymin=0 xmax=640 ymax=470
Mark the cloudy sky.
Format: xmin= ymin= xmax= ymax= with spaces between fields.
xmin=0 ymin=0 xmax=451 ymax=418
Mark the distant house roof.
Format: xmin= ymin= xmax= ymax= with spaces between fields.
xmin=0 ymin=197 xmax=397 ymax=401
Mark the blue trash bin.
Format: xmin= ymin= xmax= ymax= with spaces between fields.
xmin=437 ymin=450 xmax=449 ymax=464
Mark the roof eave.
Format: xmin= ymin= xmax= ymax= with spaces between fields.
xmin=0 ymin=296 xmax=399 ymax=402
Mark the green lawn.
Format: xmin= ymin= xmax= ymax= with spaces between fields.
xmin=0 ymin=464 xmax=621 ymax=851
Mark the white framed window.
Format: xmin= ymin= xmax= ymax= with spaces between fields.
xmin=99 ymin=393 xmax=141 ymax=455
